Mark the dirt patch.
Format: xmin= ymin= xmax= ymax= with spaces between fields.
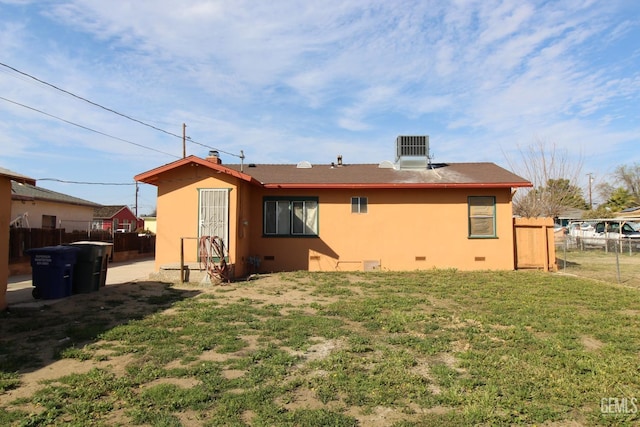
xmin=620 ymin=309 xmax=640 ymax=316
xmin=300 ymin=338 xmax=343 ymax=362
xmin=580 ymin=335 xmax=604 ymax=351
xmin=221 ymin=369 xmax=246 ymax=379
xmin=346 ymin=405 xmax=413 ymax=426
xmin=282 ymin=386 xmax=326 ymax=410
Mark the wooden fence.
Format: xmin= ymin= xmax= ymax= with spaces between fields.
xmin=9 ymin=228 xmax=155 ymax=275
xmin=513 ymin=217 xmax=557 ymax=271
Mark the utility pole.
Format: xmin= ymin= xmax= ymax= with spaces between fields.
xmin=182 ymin=123 xmax=187 ymax=158
xmin=135 ymin=181 xmax=139 ymax=217
xmin=587 ymin=173 xmax=594 ymax=209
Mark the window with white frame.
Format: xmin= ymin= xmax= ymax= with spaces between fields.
xmin=468 ymin=196 xmax=496 ymax=238
xmin=351 ymin=196 xmax=368 ymax=213
xmin=264 ymin=197 xmax=318 ymax=236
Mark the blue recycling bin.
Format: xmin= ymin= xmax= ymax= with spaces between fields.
xmin=26 ymin=246 xmax=81 ymax=300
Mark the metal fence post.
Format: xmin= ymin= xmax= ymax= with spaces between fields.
xmin=614 ymin=239 xmax=621 ymax=284
xmin=563 ymin=237 xmax=567 ymax=271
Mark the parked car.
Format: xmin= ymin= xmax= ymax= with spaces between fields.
xmin=594 ymin=221 xmax=640 ymax=236
xmin=568 ymin=221 xmax=595 ymax=241
xmin=569 ymin=220 xmax=640 ymax=248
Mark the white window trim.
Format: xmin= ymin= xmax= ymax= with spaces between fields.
xmin=198 ymin=188 xmax=230 ymax=248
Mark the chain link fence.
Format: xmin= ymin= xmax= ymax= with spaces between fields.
xmin=555 ymin=234 xmax=640 ymax=288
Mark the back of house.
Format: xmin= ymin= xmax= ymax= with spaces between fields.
xmin=135 ymin=136 xmax=532 ymax=278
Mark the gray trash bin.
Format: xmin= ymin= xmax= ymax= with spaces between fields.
xmin=70 ymin=241 xmax=114 ymax=292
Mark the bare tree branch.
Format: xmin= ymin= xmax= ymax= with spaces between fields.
xmin=504 ymin=137 xmax=584 ymax=218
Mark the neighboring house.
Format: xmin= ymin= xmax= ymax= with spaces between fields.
xmin=11 ymin=182 xmax=101 ymax=231
xmin=554 ymin=206 xmax=586 ymax=227
xmin=1 ymin=167 xmax=36 ymax=311
xmin=93 ymin=205 xmax=143 ymax=232
xmin=615 ymin=206 xmax=640 ymax=220
xmin=141 ymin=216 xmax=157 ymax=234
xmin=135 ymin=137 xmax=532 ymax=278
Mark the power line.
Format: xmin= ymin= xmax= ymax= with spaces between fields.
xmin=0 ymin=61 xmax=243 ymax=159
xmin=0 ymin=95 xmax=181 ymax=159
xmin=38 ymin=178 xmax=135 ymax=186
xmin=1 ymin=61 xmax=180 ymax=138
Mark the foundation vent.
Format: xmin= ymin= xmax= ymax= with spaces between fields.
xmin=363 ymin=260 xmax=380 ymax=271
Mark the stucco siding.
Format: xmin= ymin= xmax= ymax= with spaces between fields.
xmin=11 ymin=200 xmax=95 ymax=231
xmin=246 ymin=187 xmax=515 ymax=272
xmin=154 ymin=167 xmax=242 ymax=273
xmin=152 ymin=168 xmax=517 ymax=275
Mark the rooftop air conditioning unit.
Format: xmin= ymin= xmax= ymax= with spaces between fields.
xmin=396 ymin=135 xmax=429 ymax=169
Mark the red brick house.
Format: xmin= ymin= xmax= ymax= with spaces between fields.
xmin=92 ymin=205 xmax=143 ymax=233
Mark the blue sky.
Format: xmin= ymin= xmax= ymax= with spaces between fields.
xmin=1 ymin=0 xmax=639 ymax=215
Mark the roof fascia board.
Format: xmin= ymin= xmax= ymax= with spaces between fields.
xmin=135 ymin=156 xmax=260 ymax=186
xmin=262 ymin=182 xmax=533 ymax=189
xmin=3 ymin=175 xmax=36 ymax=186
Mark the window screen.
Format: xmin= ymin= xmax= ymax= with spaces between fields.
xmin=468 ymin=196 xmax=496 ymax=237
xmin=264 ymin=198 xmax=318 ymax=236
xmin=351 ymin=197 xmax=368 ymax=213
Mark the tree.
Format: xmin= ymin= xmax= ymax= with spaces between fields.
xmin=604 ymin=187 xmax=635 ymax=212
xmin=582 ymin=205 xmax=610 ymax=219
xmin=612 ymin=163 xmax=640 ymax=205
xmin=505 ymin=139 xmax=585 ymax=218
xmin=545 ymin=178 xmax=589 ymax=210
xmin=515 ymin=178 xmax=588 ymax=218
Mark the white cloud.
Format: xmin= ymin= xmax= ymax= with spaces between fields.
xmin=0 ymin=0 xmax=639 ymax=207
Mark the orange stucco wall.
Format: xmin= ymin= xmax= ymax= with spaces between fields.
xmin=1 ymin=178 xmax=11 ymax=310
xmin=247 ymin=187 xmax=515 ymax=272
xmin=153 ymin=165 xmax=250 ymax=276
xmin=151 ymin=164 xmax=517 ymax=277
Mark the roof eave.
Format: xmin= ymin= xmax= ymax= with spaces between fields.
xmin=2 ymin=174 xmax=36 ymax=186
xmin=262 ymin=182 xmax=533 ymax=189
xmin=135 ymin=156 xmax=259 ymax=186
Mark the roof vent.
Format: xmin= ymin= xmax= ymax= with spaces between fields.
xmin=396 ymin=135 xmax=429 ymax=169
xmin=378 ymin=160 xmax=395 ymax=169
xmin=296 ymin=161 xmax=312 ymax=169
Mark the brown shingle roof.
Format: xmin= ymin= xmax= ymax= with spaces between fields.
xmin=11 ymin=181 xmax=101 ymax=207
xmin=224 ymin=162 xmax=531 ymax=187
xmin=93 ymin=205 xmax=129 ymax=219
xmin=135 ymin=155 xmax=532 ymax=189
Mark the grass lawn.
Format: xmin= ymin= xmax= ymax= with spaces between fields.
xmin=1 ymin=270 xmax=639 ymax=426
xmin=556 ymin=246 xmax=640 ymax=288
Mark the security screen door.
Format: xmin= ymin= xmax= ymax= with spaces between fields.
xmin=198 ymin=189 xmax=229 ymax=249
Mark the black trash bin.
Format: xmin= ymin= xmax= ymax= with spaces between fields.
xmin=26 ymin=246 xmax=81 ymax=300
xmin=94 ymin=242 xmax=113 ymax=287
xmin=69 ymin=242 xmax=106 ymax=294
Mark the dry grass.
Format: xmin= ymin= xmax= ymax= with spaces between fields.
xmin=1 ymin=270 xmax=639 ymax=426
xmin=555 ymin=246 xmax=640 ymax=288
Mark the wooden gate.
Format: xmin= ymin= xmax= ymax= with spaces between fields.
xmin=514 ymin=217 xmax=557 ymax=271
